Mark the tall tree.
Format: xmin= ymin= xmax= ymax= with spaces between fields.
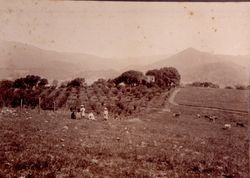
xmin=113 ymin=70 xmax=145 ymax=86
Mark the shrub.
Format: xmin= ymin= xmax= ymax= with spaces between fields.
xmin=188 ymin=82 xmax=219 ymax=88
xmin=116 ymin=101 xmax=125 ymax=110
xmin=41 ymin=97 xmax=55 ymax=110
xmin=235 ymin=84 xmax=246 ymax=90
xmin=11 ymin=89 xmax=26 ymax=107
xmin=54 ymin=90 xmax=61 ymax=98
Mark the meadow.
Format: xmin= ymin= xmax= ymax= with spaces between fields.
xmin=175 ymin=87 xmax=249 ymax=113
xmin=0 ymin=87 xmax=248 ymax=177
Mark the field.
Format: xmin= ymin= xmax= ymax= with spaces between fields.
xmin=0 ymin=87 xmax=249 ymax=177
xmin=175 ymin=87 xmax=249 ymax=113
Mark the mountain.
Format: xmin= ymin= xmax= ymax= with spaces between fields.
xmin=0 ymin=40 xmax=248 ymax=86
xmin=0 ymin=40 xmax=121 ymax=81
xmin=146 ymin=48 xmax=249 ymax=86
xmin=74 ymin=69 xmax=119 ymax=84
xmin=216 ymin=54 xmax=250 ymax=69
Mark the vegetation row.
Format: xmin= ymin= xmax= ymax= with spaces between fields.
xmin=0 ymin=67 xmax=180 ymax=117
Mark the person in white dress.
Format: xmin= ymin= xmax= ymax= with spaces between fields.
xmin=103 ymin=107 xmax=109 ymax=120
xmin=76 ymin=108 xmax=81 ymax=119
xmin=80 ymin=105 xmax=86 ymax=119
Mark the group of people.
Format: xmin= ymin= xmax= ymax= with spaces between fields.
xmin=70 ymin=105 xmax=109 ymax=121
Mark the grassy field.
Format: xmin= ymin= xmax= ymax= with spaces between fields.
xmin=175 ymin=87 xmax=249 ymax=113
xmin=0 ymin=87 xmax=249 ymax=177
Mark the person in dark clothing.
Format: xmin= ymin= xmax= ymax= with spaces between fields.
xmin=71 ymin=111 xmax=76 ymax=119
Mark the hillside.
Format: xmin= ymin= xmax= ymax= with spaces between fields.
xmin=0 ymin=87 xmax=248 ymax=177
xmin=0 ymin=40 xmax=120 ymax=81
xmin=0 ymin=41 xmax=249 ymax=86
xmin=183 ymin=62 xmax=248 ymax=85
xmin=0 ymin=41 xmax=170 ymax=82
xmin=146 ymin=48 xmax=249 ymax=86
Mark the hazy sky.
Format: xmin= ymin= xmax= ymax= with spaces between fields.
xmin=0 ymin=0 xmax=249 ymax=58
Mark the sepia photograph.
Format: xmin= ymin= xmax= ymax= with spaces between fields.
xmin=0 ymin=0 xmax=249 ymax=177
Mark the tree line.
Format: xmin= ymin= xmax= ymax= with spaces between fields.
xmin=0 ymin=67 xmax=181 ymax=110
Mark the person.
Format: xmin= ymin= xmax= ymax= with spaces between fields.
xmin=103 ymin=107 xmax=109 ymax=120
xmin=80 ymin=105 xmax=86 ymax=119
xmin=71 ymin=111 xmax=76 ymax=119
xmin=88 ymin=112 xmax=96 ymax=120
xmin=76 ymin=108 xmax=81 ymax=119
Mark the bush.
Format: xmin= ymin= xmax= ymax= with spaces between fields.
xmin=41 ymin=97 xmax=55 ymax=110
xmin=235 ymin=85 xmax=246 ymax=90
xmin=188 ymin=82 xmax=219 ymax=88
xmin=54 ymin=90 xmax=61 ymax=98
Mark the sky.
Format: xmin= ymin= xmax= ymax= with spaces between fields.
xmin=0 ymin=0 xmax=249 ymax=58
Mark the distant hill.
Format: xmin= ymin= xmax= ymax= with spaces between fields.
xmin=75 ymin=69 xmax=119 ymax=84
xmin=145 ymin=48 xmax=249 ymax=86
xmin=0 ymin=40 xmax=249 ymax=86
xmin=0 ymin=40 xmax=120 ymax=81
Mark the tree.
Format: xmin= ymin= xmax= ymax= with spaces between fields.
xmin=24 ymin=75 xmax=41 ymax=89
xmin=0 ymin=80 xmax=14 ymax=107
xmin=146 ymin=67 xmax=181 ymax=89
xmin=13 ymin=75 xmax=42 ymax=89
xmin=38 ymin=78 xmax=48 ymax=88
xmin=67 ymin=78 xmax=85 ymax=87
xmin=13 ymin=78 xmax=26 ymax=89
xmin=0 ymin=80 xmax=13 ymax=89
xmin=113 ymin=70 xmax=145 ymax=86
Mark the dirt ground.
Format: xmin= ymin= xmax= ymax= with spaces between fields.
xmin=0 ymin=88 xmax=249 ymax=178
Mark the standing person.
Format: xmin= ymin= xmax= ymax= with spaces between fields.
xmin=70 ymin=107 xmax=76 ymax=119
xmin=80 ymin=105 xmax=86 ymax=119
xmin=103 ymin=107 xmax=109 ymax=121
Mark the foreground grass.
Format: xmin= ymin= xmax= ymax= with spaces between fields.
xmin=0 ymin=103 xmax=249 ymax=177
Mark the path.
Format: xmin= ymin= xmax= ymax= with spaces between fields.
xmin=168 ymin=88 xmax=181 ymax=106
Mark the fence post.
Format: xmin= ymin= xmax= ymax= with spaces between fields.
xmin=38 ymin=97 xmax=41 ymax=113
xmin=53 ymin=101 xmax=56 ymax=112
xmin=20 ymin=98 xmax=23 ymax=111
